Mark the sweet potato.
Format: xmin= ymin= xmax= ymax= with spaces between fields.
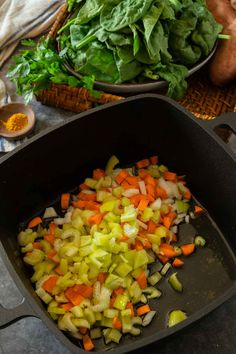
xmin=209 ymin=20 xmax=236 ymax=86
xmin=206 ymin=0 xmax=236 ymax=27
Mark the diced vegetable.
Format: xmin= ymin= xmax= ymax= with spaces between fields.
xmin=168 ymin=310 xmax=187 ymax=327
xmin=17 ymin=154 xmax=206 ymax=350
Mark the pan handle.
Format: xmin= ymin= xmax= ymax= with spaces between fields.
xmin=0 ymin=297 xmax=38 ymax=329
xmin=205 ymin=112 xmax=236 ymax=133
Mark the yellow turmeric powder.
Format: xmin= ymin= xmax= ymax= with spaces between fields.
xmin=1 ymin=113 xmax=28 ymax=132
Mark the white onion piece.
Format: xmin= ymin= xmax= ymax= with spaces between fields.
xmin=54 ymin=217 xmax=66 ymax=225
xmin=171 ymin=225 xmax=178 ymax=234
xmin=142 ymin=311 xmax=156 ymax=326
xmin=122 ymin=188 xmax=139 ymax=197
xmin=150 ymin=198 xmax=162 ymax=210
xmin=185 ymin=215 xmax=190 ymax=223
xmin=138 ymin=180 xmax=147 ymax=195
xmin=43 ymin=207 xmax=58 ymax=219
xmin=137 ymin=219 xmax=148 ymax=230
xmin=82 ymin=189 xmax=95 ymax=195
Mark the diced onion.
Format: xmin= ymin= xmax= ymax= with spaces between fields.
xmin=138 ymin=181 xmax=147 ymax=195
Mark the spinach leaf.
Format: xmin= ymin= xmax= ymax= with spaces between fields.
xmin=100 ymin=0 xmax=154 ymax=31
xmin=115 ymin=56 xmax=143 ymax=82
xmin=76 ymin=0 xmax=104 ymax=25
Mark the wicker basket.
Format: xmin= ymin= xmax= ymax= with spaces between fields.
xmin=36 ymin=4 xmax=236 ymax=119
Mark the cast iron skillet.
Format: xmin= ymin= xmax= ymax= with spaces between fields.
xmin=0 ymin=94 xmax=236 ymax=354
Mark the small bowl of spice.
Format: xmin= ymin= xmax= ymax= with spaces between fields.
xmin=0 ymin=102 xmax=35 ymax=140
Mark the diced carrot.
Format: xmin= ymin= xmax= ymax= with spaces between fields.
xmin=65 ymin=286 xmax=85 ymax=306
xmin=126 ymin=176 xmax=139 ymax=188
xmin=184 ymin=189 xmax=191 ymax=200
xmin=28 ymin=216 xmax=42 ymax=229
xmin=137 ymin=304 xmax=151 ymax=316
xmin=88 ymin=213 xmax=104 ymax=225
xmin=147 ymin=220 xmax=157 ymax=233
xmin=112 ymin=316 xmax=122 ymax=330
xmin=137 ymin=271 xmax=147 ymax=289
xmin=44 ymin=234 xmax=55 ymax=246
xmin=109 ymin=295 xmax=116 ymax=308
xmin=59 ymin=302 xmax=74 ymax=311
xmin=144 ymin=175 xmax=156 ymax=187
xmin=113 ymin=287 xmax=125 ymax=296
xmin=194 ymin=205 xmax=204 ymax=214
xmin=149 ymin=155 xmax=158 ymax=165
xmin=93 ymin=168 xmax=106 ymax=180
xmin=163 ymin=171 xmax=177 ymax=182
xmin=97 ymin=272 xmax=107 ymax=284
xmin=82 ymin=335 xmax=94 ymax=352
xmin=158 ymin=254 xmax=169 ymax=264
xmin=73 ymin=200 xmax=86 ymax=209
xmin=49 ymin=223 xmax=56 ymax=236
xmin=136 ymin=159 xmax=150 ymax=169
xmin=120 ymin=180 xmax=132 ymax=189
xmin=79 ymin=327 xmax=88 ymax=335
xmin=120 ymin=235 xmax=129 ymax=242
xmin=181 ymin=243 xmax=195 ymax=256
xmin=156 ymin=187 xmax=168 ymax=199
xmin=137 ymin=197 xmax=149 ymax=211
xmin=61 ymin=193 xmax=70 ymax=210
xmin=42 ymin=275 xmax=58 ymax=294
xmin=78 ymin=191 xmax=96 ymax=201
xmin=80 ymin=183 xmax=90 ymax=190
xmin=172 ymin=258 xmax=184 ymax=267
xmin=138 ymin=169 xmax=150 ymax=179
xmin=115 ymin=170 xmax=129 ymax=184
xmin=159 ymin=244 xmax=177 ymax=258
xmin=143 ymin=239 xmax=152 ymax=249
xmin=163 ymin=212 xmax=176 ymax=229
xmin=32 ymin=242 xmax=42 ymax=249
xmin=146 ymin=184 xmax=156 ymax=199
xmin=126 ymin=302 xmax=134 ymax=317
xmin=129 ymin=194 xmax=142 ymax=207
xmin=47 ymin=250 xmax=60 ymax=264
xmin=134 ymin=240 xmax=144 ymax=251
xmin=71 ymin=284 xmax=93 ymax=299
xmin=47 ymin=249 xmax=57 ymax=260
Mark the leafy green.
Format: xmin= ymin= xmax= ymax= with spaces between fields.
xmin=7 ymin=38 xmax=95 ymax=103
xmin=59 ymin=0 xmax=222 ymax=99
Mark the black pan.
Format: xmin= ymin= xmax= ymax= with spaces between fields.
xmin=0 ymin=94 xmax=236 ymax=354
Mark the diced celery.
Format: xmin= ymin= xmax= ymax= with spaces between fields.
xmin=23 ymin=249 xmax=45 ymax=266
xmin=100 ymin=200 xmax=117 ymax=213
xmin=79 ymin=244 xmax=94 ymax=257
xmin=123 ymin=223 xmax=138 ymax=238
xmin=18 ymin=229 xmax=37 ymax=246
xmin=160 ymin=203 xmax=169 ymax=215
xmin=103 ymin=328 xmax=112 ymax=344
xmin=84 ymin=308 xmax=96 ymax=324
xmin=58 ymin=313 xmax=78 ymax=332
xmin=105 ymin=155 xmax=119 ymax=175
xmin=121 ymin=309 xmax=132 ymax=317
xmin=128 ymin=281 xmax=142 ymax=303
xmin=102 ymin=176 xmax=112 ymax=188
xmin=71 ymin=215 xmax=84 ymax=230
xmin=60 ymin=243 xmax=79 ymax=258
xmin=168 ymin=272 xmax=183 ymax=292
xmin=31 ymin=263 xmax=46 ymax=282
xmin=194 ymin=235 xmax=206 ymax=247
xmin=155 ymin=226 xmax=168 ymax=238
xmin=119 ymin=242 xmax=129 ymax=253
xmin=123 ymin=250 xmax=136 ymax=267
xmin=101 ymin=316 xmax=113 ymax=328
xmin=121 ymin=315 xmax=132 ymax=333
xmin=151 ymin=210 xmax=161 ymax=224
xmin=143 ymin=287 xmax=162 ymax=299
xmin=113 ymin=186 xmax=124 ymax=198
xmin=159 ymin=165 xmax=168 ymax=173
xmin=115 ymin=263 xmax=132 ymax=277
xmin=61 ymin=228 xmax=80 ymax=240
xmin=147 ymin=165 xmax=160 ymax=178
xmin=131 ymin=267 xmax=143 ymax=279
xmin=85 ymin=178 xmax=97 ymax=189
xmin=134 ymin=250 xmax=149 ymax=269
xmin=97 ymin=190 xmax=112 ymax=202
xmin=88 ymin=263 xmax=100 ymax=279
xmin=55 ymin=293 xmax=68 ymax=303
xmin=148 ymin=272 xmax=162 ymax=286
xmin=104 ymin=308 xmax=119 ymax=318
xmin=175 ymin=200 xmax=189 ymax=213
xmin=62 ymin=223 xmax=73 ymax=231
xmin=161 ymin=262 xmax=171 ymax=276
xmin=108 ymin=328 xmax=122 ymax=343
xmin=109 ymin=263 xmax=117 ymax=273
xmin=71 ymin=306 xmax=84 ymax=318
xmin=140 ymin=294 xmax=147 ymax=303
xmin=113 ymin=294 xmax=129 ymax=310
xmin=121 ymin=205 xmax=138 ymax=223
xmin=40 ymin=240 xmax=52 ymax=253
xmin=72 ymin=318 xmax=90 ymax=329
xmin=60 ymin=258 xmax=68 ymax=275
xmin=168 ymin=310 xmax=187 ymax=327
xmin=141 ymin=207 xmax=154 ymax=222
xmin=105 ymin=274 xmax=124 ymax=290
xmin=95 ymin=312 xmax=102 ymax=321
xmin=35 ymin=287 xmax=52 ymax=304
xmin=121 ymin=197 xmax=131 ymax=207
xmin=80 ymin=235 xmax=92 ymax=247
